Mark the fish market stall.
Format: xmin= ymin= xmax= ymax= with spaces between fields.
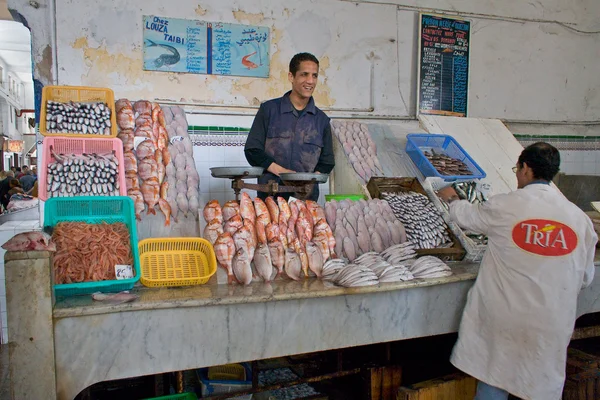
xmin=5 ymin=86 xmax=600 ymax=400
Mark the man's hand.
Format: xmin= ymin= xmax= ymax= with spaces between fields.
xmin=437 ymin=186 xmax=460 ymax=203
xmin=267 ymin=163 xmax=295 ymax=176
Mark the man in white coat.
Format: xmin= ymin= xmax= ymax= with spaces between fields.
xmin=438 ymin=142 xmax=598 ymax=400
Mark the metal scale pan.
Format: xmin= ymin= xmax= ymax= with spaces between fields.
xmin=279 ymin=172 xmax=329 ymax=184
xmin=210 ymin=166 xmax=264 ymax=179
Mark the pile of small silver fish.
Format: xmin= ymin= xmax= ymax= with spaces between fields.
xmin=45 ymin=101 xmax=112 ymax=135
xmin=437 ymin=182 xmax=488 ymax=245
xmin=381 ymin=191 xmax=452 ymax=250
xmin=330 ymin=120 xmax=384 ymax=184
xmin=325 ymin=198 xmax=407 ymax=261
xmin=439 ymin=181 xmax=487 ymax=210
xmin=46 ymin=150 xmax=120 ymax=198
xmin=424 ymin=149 xmax=472 ymax=176
xmin=405 ymin=256 xmax=452 ymax=278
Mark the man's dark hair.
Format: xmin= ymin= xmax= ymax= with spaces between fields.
xmin=517 ymin=142 xmax=560 ymax=181
xmin=15 ymin=167 xmax=21 ymax=172
xmin=289 ymin=53 xmax=319 ymax=76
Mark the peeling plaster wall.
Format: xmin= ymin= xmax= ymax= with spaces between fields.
xmin=7 ymin=0 xmax=600 ymax=135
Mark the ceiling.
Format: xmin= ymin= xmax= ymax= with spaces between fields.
xmin=0 ymin=6 xmax=33 ymax=84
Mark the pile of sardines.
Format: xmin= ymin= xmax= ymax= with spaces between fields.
xmin=381 ymin=191 xmax=452 ymax=249
xmin=46 ymin=149 xmax=120 ymax=198
xmin=438 ymin=181 xmax=489 ymax=245
xmin=424 ymin=149 xmax=472 ymax=176
xmin=45 ymin=100 xmax=112 ymax=135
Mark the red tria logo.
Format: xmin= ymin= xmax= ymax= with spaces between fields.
xmin=512 ymin=219 xmax=578 ymax=256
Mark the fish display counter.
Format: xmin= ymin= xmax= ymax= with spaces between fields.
xmin=5 ymin=249 xmax=600 ymax=400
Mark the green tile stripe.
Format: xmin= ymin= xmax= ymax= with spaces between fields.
xmin=513 ymin=134 xmax=600 ymax=140
xmin=188 ymin=125 xmax=250 ymax=133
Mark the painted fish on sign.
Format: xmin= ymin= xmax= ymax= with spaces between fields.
xmin=512 ymin=219 xmax=578 ymax=257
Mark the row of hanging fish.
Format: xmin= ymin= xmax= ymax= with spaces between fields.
xmin=116 ymin=99 xmax=173 ymax=224
xmin=161 ymin=106 xmax=200 ymax=220
xmin=203 ymin=193 xmax=336 ymax=285
xmin=381 ymin=191 xmax=453 ymax=250
xmin=330 ymin=120 xmax=384 ymax=184
xmin=321 ymin=243 xmax=452 ymax=287
xmin=45 ymin=150 xmax=121 ymax=197
xmin=324 ymin=198 xmax=407 ymax=261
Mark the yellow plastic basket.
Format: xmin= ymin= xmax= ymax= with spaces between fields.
xmin=208 ymin=364 xmax=247 ymax=381
xmin=40 ymin=85 xmax=118 ymax=138
xmin=138 ymin=238 xmax=217 ymax=287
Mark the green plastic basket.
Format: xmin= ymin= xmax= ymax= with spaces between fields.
xmin=325 ymin=194 xmax=366 ymax=202
xmin=44 ymin=196 xmax=141 ymax=297
xmin=142 ymin=393 xmax=197 ymax=400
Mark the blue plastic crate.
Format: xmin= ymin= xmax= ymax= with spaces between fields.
xmin=44 ymin=196 xmax=141 ymax=297
xmin=197 ymin=363 xmax=252 ymax=399
xmin=405 ymin=133 xmax=486 ymax=181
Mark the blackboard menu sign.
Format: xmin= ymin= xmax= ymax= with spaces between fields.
xmin=417 ymin=14 xmax=470 ymax=117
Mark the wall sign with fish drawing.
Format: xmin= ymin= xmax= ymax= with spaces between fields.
xmin=143 ymin=15 xmax=270 ymax=78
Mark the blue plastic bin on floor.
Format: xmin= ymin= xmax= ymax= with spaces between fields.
xmin=405 ymin=133 xmax=486 ymax=181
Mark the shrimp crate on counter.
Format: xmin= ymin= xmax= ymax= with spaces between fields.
xmin=44 ymin=196 xmax=141 ymax=297
xmin=40 ymin=85 xmax=118 ymax=138
xmin=138 ymin=238 xmax=217 ymax=288
xmin=39 ymin=137 xmax=127 ymax=201
xmin=405 ymin=134 xmax=486 ymax=182
xmin=366 ymin=177 xmax=466 ymax=261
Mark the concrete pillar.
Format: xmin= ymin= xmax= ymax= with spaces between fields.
xmin=6 ymin=250 xmax=56 ymax=400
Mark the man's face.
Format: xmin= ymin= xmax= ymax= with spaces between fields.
xmin=289 ymin=61 xmax=318 ymax=101
xmin=515 ymin=162 xmax=532 ymax=189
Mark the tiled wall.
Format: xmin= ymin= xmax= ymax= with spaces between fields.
xmin=0 ymin=220 xmax=41 ymax=344
xmin=516 ymin=137 xmax=600 ymax=176
xmin=559 ymin=150 xmax=600 ymax=175
xmin=194 ymin=140 xmax=330 ymax=209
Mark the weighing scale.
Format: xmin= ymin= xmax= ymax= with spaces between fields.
xmin=210 ymin=166 xmax=329 ymax=201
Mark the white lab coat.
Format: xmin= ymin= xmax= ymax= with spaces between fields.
xmin=449 ymin=183 xmax=597 ymax=400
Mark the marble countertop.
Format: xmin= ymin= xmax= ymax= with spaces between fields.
xmin=53 ymin=263 xmax=479 ymax=318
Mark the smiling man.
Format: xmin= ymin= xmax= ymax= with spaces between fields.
xmin=244 ymin=52 xmax=335 ymax=201
xmin=438 ymin=142 xmax=598 ymax=400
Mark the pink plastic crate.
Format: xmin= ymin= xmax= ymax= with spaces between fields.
xmin=39 ymin=137 xmax=126 ymax=201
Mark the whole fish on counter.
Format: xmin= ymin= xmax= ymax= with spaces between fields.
xmin=325 ymin=198 xmax=407 ymax=261
xmin=203 ymin=195 xmax=337 ymax=285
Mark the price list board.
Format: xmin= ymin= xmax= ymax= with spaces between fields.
xmin=417 ymin=14 xmax=471 ymax=117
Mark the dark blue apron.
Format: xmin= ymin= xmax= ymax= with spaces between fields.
xmin=257 ymin=93 xmax=328 ymax=201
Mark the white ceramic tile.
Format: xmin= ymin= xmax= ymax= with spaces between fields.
xmin=223 ymin=191 xmax=238 ymax=202
xmin=0 ymin=295 xmax=5 ymax=316
xmin=583 ymin=151 xmax=597 ymax=162
xmin=209 ymin=177 xmax=224 ymax=193
xmin=199 ymin=178 xmax=210 ymax=194
xmin=1 ymin=311 xmax=6 ymax=326
xmin=1 ymin=328 xmax=7 ymax=345
xmin=0 ymin=280 xmax=5 ymax=297
xmin=208 ymin=147 xmax=225 ymax=163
